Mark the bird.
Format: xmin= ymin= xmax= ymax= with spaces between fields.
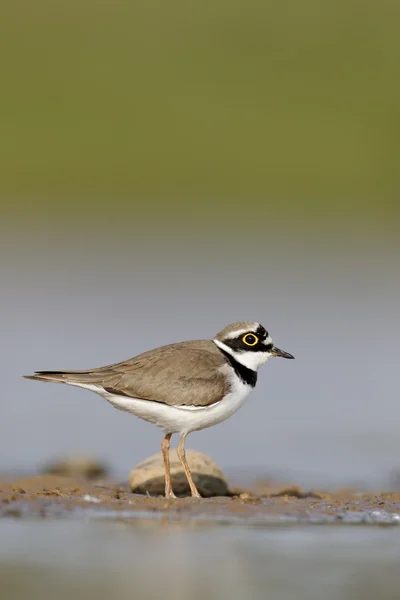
xmin=24 ymin=321 xmax=294 ymax=498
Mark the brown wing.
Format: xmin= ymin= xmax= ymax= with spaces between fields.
xmin=101 ymin=340 xmax=230 ymax=406
xmin=28 ymin=340 xmax=231 ymax=407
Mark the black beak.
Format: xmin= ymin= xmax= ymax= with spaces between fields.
xmin=271 ymin=346 xmax=295 ymax=359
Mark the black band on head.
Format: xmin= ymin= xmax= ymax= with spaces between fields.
xmin=256 ymin=325 xmax=269 ymax=340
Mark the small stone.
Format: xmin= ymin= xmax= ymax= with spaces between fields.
xmin=42 ymin=457 xmax=108 ymax=480
xmin=238 ymin=492 xmax=261 ymax=504
xmin=82 ymin=494 xmax=101 ymax=503
xmin=129 ymin=449 xmax=229 ymax=497
xmin=239 ymin=492 xmax=251 ymax=500
xmin=270 ymin=485 xmax=322 ymax=499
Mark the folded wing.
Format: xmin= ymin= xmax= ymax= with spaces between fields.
xmin=24 ymin=340 xmax=231 ymax=407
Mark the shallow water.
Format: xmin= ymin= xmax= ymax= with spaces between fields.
xmin=1 ymin=519 xmax=400 ymax=600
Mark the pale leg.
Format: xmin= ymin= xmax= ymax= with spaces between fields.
xmin=161 ymin=433 xmax=176 ymax=498
xmin=177 ymin=433 xmax=201 ymax=498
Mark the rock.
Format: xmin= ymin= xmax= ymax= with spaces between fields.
xmin=42 ymin=457 xmax=108 ymax=480
xmin=129 ymin=449 xmax=230 ymax=497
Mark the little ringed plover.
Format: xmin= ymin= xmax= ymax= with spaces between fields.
xmin=24 ymin=321 xmax=294 ymax=498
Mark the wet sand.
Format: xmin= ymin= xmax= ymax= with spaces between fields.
xmin=1 ymin=474 xmax=400 ymax=524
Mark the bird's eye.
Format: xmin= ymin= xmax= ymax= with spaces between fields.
xmin=242 ymin=333 xmax=258 ymax=346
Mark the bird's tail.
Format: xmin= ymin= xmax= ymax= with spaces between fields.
xmin=22 ymin=370 xmax=96 ymax=384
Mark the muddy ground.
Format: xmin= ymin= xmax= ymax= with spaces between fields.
xmin=1 ymin=474 xmax=400 ymax=524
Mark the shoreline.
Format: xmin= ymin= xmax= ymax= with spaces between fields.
xmin=1 ymin=474 xmax=400 ymax=525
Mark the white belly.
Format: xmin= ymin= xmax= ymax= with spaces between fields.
xmin=69 ymin=377 xmax=253 ymax=435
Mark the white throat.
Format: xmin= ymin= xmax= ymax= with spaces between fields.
xmin=213 ymin=339 xmax=272 ymax=371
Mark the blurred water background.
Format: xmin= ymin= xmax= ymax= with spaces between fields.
xmin=2 ymin=224 xmax=400 ymax=488
xmin=1 ymin=2 xmax=400 ymax=598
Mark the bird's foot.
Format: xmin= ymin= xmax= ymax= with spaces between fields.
xmin=165 ymin=490 xmax=177 ymax=499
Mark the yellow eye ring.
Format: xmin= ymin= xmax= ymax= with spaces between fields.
xmin=242 ymin=333 xmax=259 ymax=346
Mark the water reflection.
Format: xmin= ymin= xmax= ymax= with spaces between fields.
xmin=1 ymin=520 xmax=400 ymax=600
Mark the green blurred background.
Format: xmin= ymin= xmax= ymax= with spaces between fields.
xmin=1 ymin=0 xmax=399 ymax=224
